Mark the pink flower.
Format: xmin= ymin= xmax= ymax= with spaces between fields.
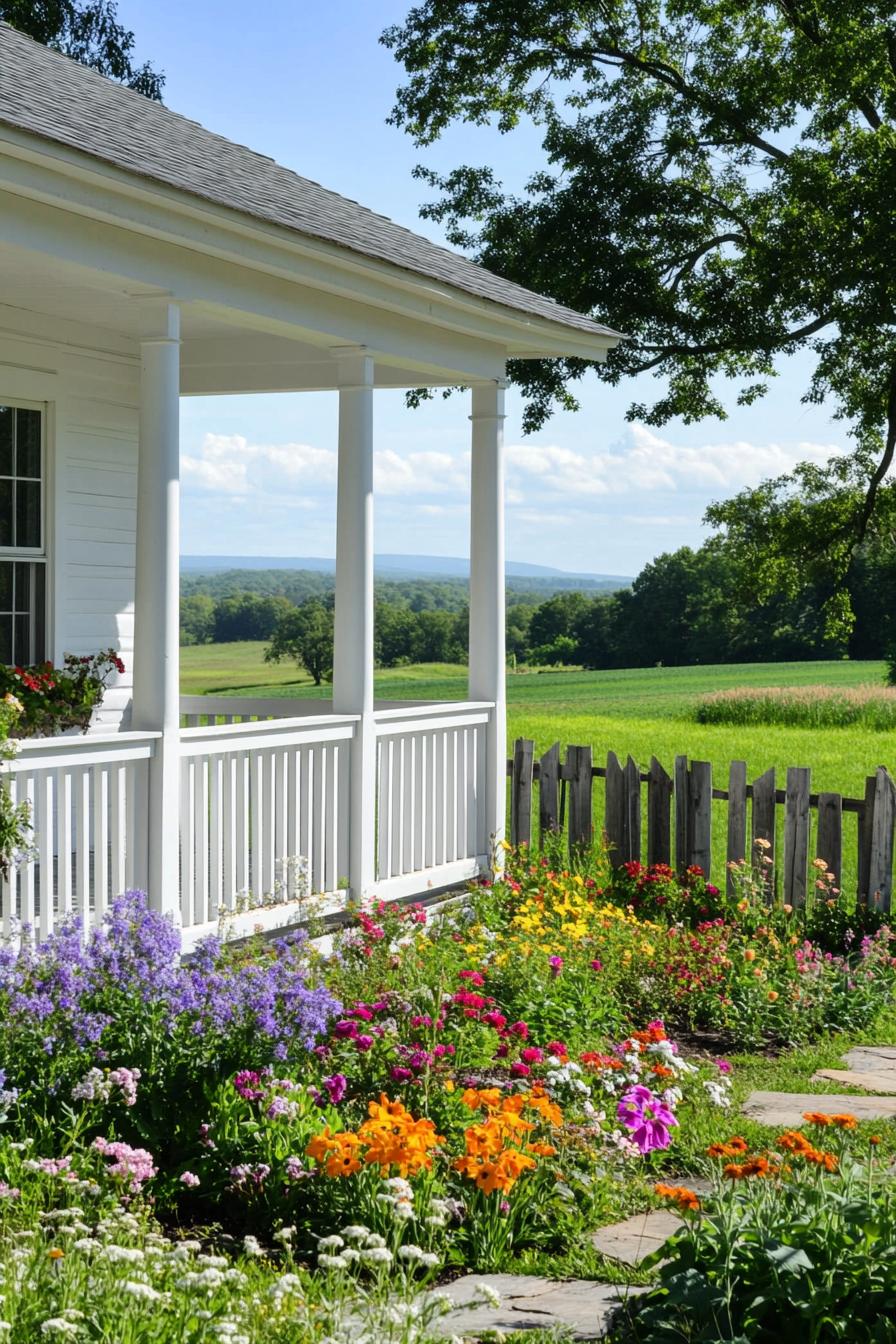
xmin=510 ymin=1062 xmax=531 ymax=1078
xmin=520 ymin=1047 xmax=543 ymax=1064
xmin=390 ymin=1066 xmax=413 ymax=1082
xmin=322 ymin=1073 xmax=347 ymax=1104
xmin=590 ymin=959 xmax=603 ymax=972
xmin=548 ymin=955 xmax=564 ymax=977
xmin=179 ymin=1171 xmax=200 ymax=1188
xmin=546 ymin=1041 xmax=567 ymax=1058
xmin=716 ymin=1059 xmax=732 ymax=1074
xmin=355 ymin=1035 xmax=374 ymax=1053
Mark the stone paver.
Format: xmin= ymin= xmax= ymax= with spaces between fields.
xmin=430 ymin=1274 xmax=645 ymax=1340
xmin=813 ymin=1046 xmax=896 ymax=1095
xmin=591 ymin=1209 xmax=683 ymax=1266
xmin=742 ymin=1089 xmax=896 ymax=1126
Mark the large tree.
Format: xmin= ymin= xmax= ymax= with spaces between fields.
xmin=383 ymin=1 xmax=896 ymax=598
xmin=1 ymin=1 xmax=163 ymax=98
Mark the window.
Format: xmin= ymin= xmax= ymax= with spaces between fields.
xmin=0 ymin=403 xmax=46 ymax=665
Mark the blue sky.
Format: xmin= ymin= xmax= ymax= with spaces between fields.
xmin=119 ymin=0 xmax=846 ymax=576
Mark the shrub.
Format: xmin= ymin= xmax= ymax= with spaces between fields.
xmin=694 ymin=683 xmax=896 ymax=730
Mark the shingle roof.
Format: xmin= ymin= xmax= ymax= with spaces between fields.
xmin=0 ymin=23 xmax=619 ymax=343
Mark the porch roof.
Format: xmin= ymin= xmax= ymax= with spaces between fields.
xmin=0 ymin=23 xmax=620 ymax=351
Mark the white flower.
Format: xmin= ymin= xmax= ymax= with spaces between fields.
xmin=341 ymin=1225 xmax=370 ymax=1240
xmin=476 ymin=1283 xmax=501 ymax=1309
xmin=273 ymin=1225 xmax=296 ymax=1244
xmin=392 ymin=1201 xmax=415 ymax=1221
xmin=269 ymin=1272 xmax=302 ymax=1298
xmin=120 ymin=1281 xmax=163 ymax=1302
xmin=398 ymin=1244 xmax=426 ymax=1261
xmin=360 ymin=1247 xmax=393 ymax=1264
xmin=40 ymin=1323 xmax=80 ymax=1338
xmin=382 ymin=1177 xmax=413 ymax=1198
xmin=317 ymin=1235 xmax=344 ymax=1250
xmin=176 ymin=1268 xmax=226 ymax=1290
xmin=100 ymin=1245 xmax=145 ymax=1264
xmin=318 ymin=1253 xmax=348 ymax=1269
xmin=364 ymin=1232 xmax=387 ymax=1248
xmin=197 ymin=1254 xmax=229 ymax=1268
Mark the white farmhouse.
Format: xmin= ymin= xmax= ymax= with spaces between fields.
xmin=0 ymin=23 xmax=620 ymax=943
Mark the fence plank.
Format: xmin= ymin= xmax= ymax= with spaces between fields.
xmin=858 ymin=775 xmax=876 ymax=904
xmin=674 ymin=754 xmax=689 ymax=872
xmin=510 ymin=739 xmax=534 ymax=847
xmin=605 ymin=750 xmax=624 ymax=866
xmin=868 ymin=767 xmax=895 ymax=911
xmin=688 ymin=761 xmax=713 ymax=875
xmin=539 ymin=743 xmax=561 ymax=842
xmin=783 ymin=766 xmax=811 ymax=908
xmin=751 ymin=766 xmax=776 ymax=898
xmin=647 ymin=756 xmax=672 ymax=866
xmin=567 ymin=745 xmax=594 ymax=852
xmin=815 ymin=792 xmax=842 ymax=887
xmin=726 ymin=761 xmax=748 ymax=896
xmin=623 ymin=755 xmax=641 ymax=863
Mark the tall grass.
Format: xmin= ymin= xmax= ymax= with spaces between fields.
xmin=695 ymin=684 xmax=896 ymax=731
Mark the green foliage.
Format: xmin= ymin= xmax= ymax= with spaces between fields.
xmin=0 ymin=651 xmax=124 ymax=738
xmin=384 ymin=0 xmax=896 ymax=585
xmin=621 ymin=1139 xmax=896 ymax=1342
xmin=0 ymin=0 xmax=163 ymax=98
xmin=265 ymin=598 xmax=334 ymax=686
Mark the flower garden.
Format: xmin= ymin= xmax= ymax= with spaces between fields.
xmin=2 ymin=845 xmax=896 ymax=1341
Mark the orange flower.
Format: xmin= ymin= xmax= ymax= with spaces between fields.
xmin=651 ymin=1064 xmax=674 ymax=1079
xmin=778 ymin=1130 xmax=815 ymax=1155
xmin=870 ymin=1135 xmax=882 ymax=1146
xmin=707 ymin=1136 xmax=749 ymax=1158
xmin=767 ymin=990 xmax=779 ymax=1002
xmin=802 ymin=1112 xmax=834 ymax=1127
xmin=744 ymin=949 xmax=757 ymax=962
xmin=654 ymin=1182 xmax=701 ymax=1211
xmin=829 ymin=1114 xmax=858 ymax=1130
xmin=528 ymin=1141 xmax=558 ymax=1157
xmin=306 ymin=1127 xmax=364 ymax=1178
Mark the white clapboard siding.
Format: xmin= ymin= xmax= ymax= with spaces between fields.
xmin=374 ymin=704 xmax=491 ymax=891
xmin=178 ymin=715 xmax=357 ymax=927
xmin=0 ymin=733 xmax=157 ymax=939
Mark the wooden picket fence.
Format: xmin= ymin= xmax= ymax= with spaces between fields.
xmin=507 ymin=740 xmax=896 ymax=911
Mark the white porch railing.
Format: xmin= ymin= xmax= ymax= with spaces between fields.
xmin=1 ymin=698 xmax=495 ymax=945
xmin=0 ymin=732 xmax=157 ymax=938
xmin=178 ymin=714 xmax=356 ymax=935
xmin=374 ymin=702 xmax=492 ymax=900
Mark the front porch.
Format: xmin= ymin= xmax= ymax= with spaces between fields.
xmin=2 ymin=694 xmax=494 ymax=948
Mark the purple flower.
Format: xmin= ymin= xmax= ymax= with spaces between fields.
xmin=390 ymin=1066 xmax=413 ymax=1082
xmin=548 ymin=956 xmax=564 ymax=977
xmin=617 ymin=1085 xmax=678 ymax=1154
xmin=322 ymin=1073 xmax=347 ymax=1104
xmin=590 ymin=959 xmax=603 ymax=972
xmin=716 ymin=1059 xmax=732 ymax=1075
xmin=355 ymin=1034 xmax=374 ymax=1053
xmin=179 ymin=1171 xmax=200 ymax=1188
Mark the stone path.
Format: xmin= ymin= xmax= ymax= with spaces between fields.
xmin=591 ymin=1208 xmax=683 ymax=1266
xmin=813 ymin=1045 xmax=896 ymax=1095
xmin=432 ymin=1274 xmax=645 ymax=1340
xmin=741 ymin=1088 xmax=896 ymax=1126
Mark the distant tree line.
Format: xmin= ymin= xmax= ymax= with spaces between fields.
xmin=180 ymin=532 xmax=896 ymax=679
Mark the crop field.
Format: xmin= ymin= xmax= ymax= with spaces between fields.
xmin=181 ymin=646 xmax=894 ymax=890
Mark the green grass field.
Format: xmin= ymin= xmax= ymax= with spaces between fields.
xmin=181 ymin=644 xmax=894 ymax=889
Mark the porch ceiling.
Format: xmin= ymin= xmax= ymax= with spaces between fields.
xmin=0 ymin=239 xmax=484 ymax=393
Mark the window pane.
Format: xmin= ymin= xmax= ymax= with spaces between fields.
xmin=0 ymin=616 xmax=11 ymax=666
xmin=14 ymin=561 xmax=30 ymax=613
xmin=31 ymin=564 xmax=45 ymax=662
xmin=0 ymin=409 xmax=11 ymax=478
xmin=15 ymin=409 xmax=41 ymax=478
xmin=0 ymin=479 xmax=12 ymax=548
xmin=14 ymin=614 xmax=30 ymax=665
xmin=0 ymin=562 xmax=12 ymax=612
xmin=15 ymin=479 xmax=40 ymax=549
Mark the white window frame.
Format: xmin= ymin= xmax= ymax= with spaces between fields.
xmin=0 ymin=397 xmax=49 ymax=665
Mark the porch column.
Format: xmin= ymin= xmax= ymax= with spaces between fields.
xmin=332 ymin=347 xmax=376 ymax=901
xmin=469 ymin=379 xmax=507 ymax=865
xmin=132 ymin=301 xmax=181 ymax=912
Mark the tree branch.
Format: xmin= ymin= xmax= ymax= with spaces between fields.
xmin=638 ymin=313 xmax=833 ymax=359
xmin=666 ymin=233 xmax=745 ymax=291
xmin=775 ymin=0 xmax=883 ymax=130
xmin=856 ymin=362 xmax=896 ymax=545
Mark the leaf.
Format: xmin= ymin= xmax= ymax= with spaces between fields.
xmin=765 ymin=1243 xmax=814 ymax=1273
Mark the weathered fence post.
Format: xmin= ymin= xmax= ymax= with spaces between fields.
xmin=622 ymin=755 xmax=641 ymax=864
xmin=726 ymin=760 xmax=748 ymax=896
xmin=783 ymin=766 xmax=811 ymax=908
xmin=868 ymin=767 xmax=895 ymax=911
xmin=567 ymin=745 xmax=593 ymax=852
xmin=605 ymin=750 xmax=624 ymax=866
xmin=538 ymin=743 xmax=561 ymax=844
xmin=647 ymin=756 xmax=673 ymax=866
xmin=510 ymin=738 xmax=534 ymax=847
xmin=815 ymin=792 xmax=843 ymax=888
xmin=858 ymin=775 xmax=876 ymax=904
xmin=752 ymin=766 xmax=776 ymax=899
xmin=674 ymin=754 xmax=689 ymax=872
xmin=688 ymin=761 xmax=713 ymax=875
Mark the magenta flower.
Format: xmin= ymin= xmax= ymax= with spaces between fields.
xmin=716 ymin=1059 xmax=732 ymax=1075
xmin=334 ymin=1020 xmax=359 ymax=1039
xmin=617 ymin=1085 xmax=678 ymax=1154
xmin=322 ymin=1073 xmax=347 ymax=1104
xmin=355 ymin=1034 xmax=374 ymax=1053
xmin=390 ymin=1066 xmax=413 ymax=1082
xmin=548 ymin=955 xmax=564 ymax=977
xmin=510 ymin=1061 xmax=531 ymax=1078
xmin=590 ymin=959 xmax=603 ymax=972
xmin=521 ymin=1046 xmax=543 ymax=1064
